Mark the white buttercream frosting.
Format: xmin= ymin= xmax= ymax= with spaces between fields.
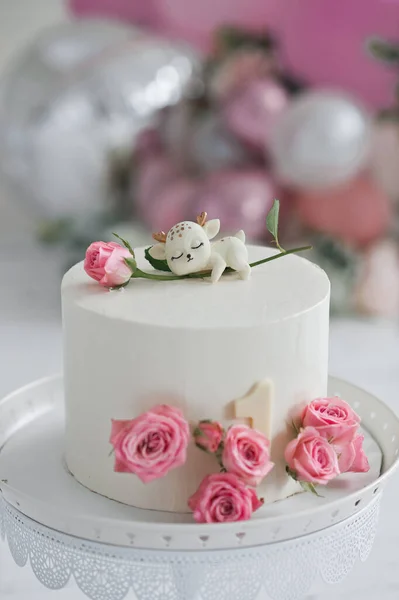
xmin=62 ymin=245 xmax=330 ymax=512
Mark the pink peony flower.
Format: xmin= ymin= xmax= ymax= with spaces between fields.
xmin=222 ymin=424 xmax=274 ymax=487
xmin=285 ymin=427 xmax=340 ymax=485
xmin=188 ymin=472 xmax=264 ymax=523
xmin=84 ymin=241 xmax=132 ymax=288
xmin=194 ymin=420 xmax=224 ymax=453
xmin=301 ymin=397 xmax=360 ymax=445
xmin=110 ymin=405 xmax=190 ymax=483
xmin=336 ymin=434 xmax=370 ymax=474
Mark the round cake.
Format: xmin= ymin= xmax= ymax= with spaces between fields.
xmin=62 ymin=244 xmax=330 ymax=512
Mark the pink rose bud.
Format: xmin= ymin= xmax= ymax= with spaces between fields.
xmin=84 ymin=241 xmax=133 ymax=288
xmin=285 ymin=426 xmax=340 ymax=485
xmin=110 ymin=405 xmax=190 ymax=483
xmin=336 ymin=434 xmax=370 ymax=474
xmin=222 ymin=424 xmax=274 ymax=487
xmin=194 ymin=420 xmax=224 ymax=453
xmin=301 ymin=397 xmax=361 ymax=445
xmin=188 ymin=472 xmax=264 ymax=523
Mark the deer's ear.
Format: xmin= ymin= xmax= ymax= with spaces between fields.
xmin=149 ymin=244 xmax=166 ymax=260
xmin=203 ymin=219 xmax=220 ymax=240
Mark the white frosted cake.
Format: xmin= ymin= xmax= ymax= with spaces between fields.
xmin=62 ymin=239 xmax=330 ymax=513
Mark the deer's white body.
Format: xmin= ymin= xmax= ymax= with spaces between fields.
xmin=150 ymin=216 xmax=251 ymax=283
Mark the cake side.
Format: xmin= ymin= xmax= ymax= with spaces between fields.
xmin=63 ymin=245 xmax=330 ymax=512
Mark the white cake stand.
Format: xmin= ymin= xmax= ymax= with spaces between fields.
xmin=0 ymin=375 xmax=398 ymax=600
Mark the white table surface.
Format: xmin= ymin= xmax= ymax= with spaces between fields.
xmin=1 ymin=241 xmax=399 ymax=599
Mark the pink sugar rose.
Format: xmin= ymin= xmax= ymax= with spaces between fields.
xmin=336 ymin=434 xmax=370 ymax=474
xmin=222 ymin=424 xmax=274 ymax=487
xmin=84 ymin=241 xmax=132 ymax=288
xmin=110 ymin=405 xmax=190 ymax=483
xmin=194 ymin=420 xmax=224 ymax=453
xmin=302 ymin=397 xmax=360 ymax=445
xmin=285 ymin=427 xmax=340 ymax=485
xmin=188 ymin=472 xmax=264 ymax=523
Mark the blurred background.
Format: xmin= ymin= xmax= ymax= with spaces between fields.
xmin=2 ymin=0 xmax=399 ymax=392
xmin=2 ymin=3 xmax=399 ymax=598
xmin=2 ymin=0 xmax=399 ymax=317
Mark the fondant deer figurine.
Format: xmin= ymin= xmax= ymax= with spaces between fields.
xmin=150 ymin=212 xmax=251 ymax=283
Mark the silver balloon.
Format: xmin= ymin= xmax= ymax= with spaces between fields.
xmin=269 ymin=91 xmax=371 ymax=189
xmin=0 ymin=20 xmax=201 ymax=219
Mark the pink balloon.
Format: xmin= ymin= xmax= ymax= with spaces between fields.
xmin=371 ymin=120 xmax=399 ymax=202
xmin=145 ymin=178 xmax=198 ymax=231
xmin=354 ymin=240 xmax=399 ymax=318
xmin=296 ymin=175 xmax=392 ymax=247
xmin=222 ymin=77 xmax=289 ymax=149
xmin=193 ymin=169 xmax=280 ymax=240
xmin=70 ymin=0 xmax=399 ymax=109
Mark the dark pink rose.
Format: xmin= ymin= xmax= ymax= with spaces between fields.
xmin=110 ymin=405 xmax=190 ymax=483
xmin=188 ymin=473 xmax=264 ymax=523
xmin=222 ymin=424 xmax=274 ymax=486
xmin=336 ymin=434 xmax=370 ymax=474
xmin=84 ymin=241 xmax=132 ymax=287
xmin=194 ymin=420 xmax=224 ymax=453
xmin=285 ymin=427 xmax=340 ymax=485
xmin=302 ymin=397 xmax=361 ymax=445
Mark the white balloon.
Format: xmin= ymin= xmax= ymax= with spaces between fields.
xmin=0 ymin=20 xmax=200 ymax=219
xmin=269 ymin=91 xmax=371 ymax=189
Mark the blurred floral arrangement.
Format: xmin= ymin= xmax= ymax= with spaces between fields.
xmin=1 ymin=19 xmax=399 ymax=319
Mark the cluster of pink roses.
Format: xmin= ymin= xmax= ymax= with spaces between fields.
xmin=285 ymin=397 xmax=369 ymax=491
xmin=109 ymin=408 xmax=274 ymax=524
xmin=189 ymin=421 xmax=274 ymax=523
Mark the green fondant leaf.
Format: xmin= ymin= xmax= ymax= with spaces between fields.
xmin=113 ymin=232 xmax=135 ymax=257
xmin=124 ymin=257 xmax=137 ymax=273
xmin=144 ymin=246 xmax=172 ymax=272
xmin=286 ymin=466 xmax=298 ymax=481
xmin=266 ymin=199 xmax=284 ymax=251
xmin=291 ymin=420 xmax=300 ymax=435
xmin=299 ymin=481 xmax=323 ymax=497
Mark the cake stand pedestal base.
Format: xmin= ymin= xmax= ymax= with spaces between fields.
xmin=0 ymin=496 xmax=380 ymax=600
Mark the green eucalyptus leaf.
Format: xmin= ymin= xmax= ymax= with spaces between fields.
xmin=113 ymin=232 xmax=135 ymax=257
xmin=144 ymin=246 xmax=172 ymax=272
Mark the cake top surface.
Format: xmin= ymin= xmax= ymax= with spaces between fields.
xmin=62 ymin=245 xmax=330 ymax=329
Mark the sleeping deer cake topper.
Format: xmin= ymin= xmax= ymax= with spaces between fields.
xmin=150 ymin=212 xmax=251 ymax=284
xmin=84 ymin=200 xmax=313 ymax=289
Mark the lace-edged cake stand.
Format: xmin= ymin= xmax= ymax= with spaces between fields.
xmin=0 ymin=375 xmax=398 ymax=600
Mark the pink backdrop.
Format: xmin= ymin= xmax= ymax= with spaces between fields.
xmin=69 ymin=0 xmax=398 ymax=110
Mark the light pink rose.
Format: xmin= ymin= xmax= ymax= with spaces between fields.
xmin=222 ymin=424 xmax=274 ymax=487
xmin=301 ymin=397 xmax=360 ymax=445
xmin=336 ymin=434 xmax=370 ymax=474
xmin=110 ymin=405 xmax=190 ymax=483
xmin=285 ymin=427 xmax=340 ymax=485
xmin=84 ymin=241 xmax=132 ymax=288
xmin=194 ymin=420 xmax=224 ymax=453
xmin=188 ymin=472 xmax=264 ymax=523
